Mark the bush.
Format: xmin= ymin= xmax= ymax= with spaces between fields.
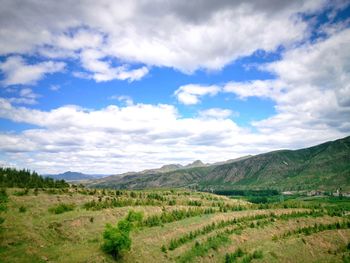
xmin=48 ymin=203 xmax=75 ymax=214
xmin=0 ymin=188 xmax=8 ymax=212
xmin=161 ymin=245 xmax=167 ymax=253
xmin=13 ymin=188 xmax=29 ymax=196
xmin=225 ymin=248 xmax=245 ymax=263
xmin=102 ymin=221 xmax=131 ymax=259
xmin=19 ymin=206 xmax=26 ymax=213
xmin=101 ymin=210 xmax=143 ymax=259
xmin=126 ymin=210 xmax=143 ymax=225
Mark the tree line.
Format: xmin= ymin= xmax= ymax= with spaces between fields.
xmin=0 ymin=167 xmax=69 ymax=188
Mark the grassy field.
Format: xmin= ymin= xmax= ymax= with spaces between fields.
xmin=0 ymin=187 xmax=349 ymax=263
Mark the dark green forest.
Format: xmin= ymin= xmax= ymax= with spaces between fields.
xmin=0 ymin=167 xmax=68 ymax=188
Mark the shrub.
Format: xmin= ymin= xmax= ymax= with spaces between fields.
xmin=168 ymin=199 xmax=176 ymax=205
xmin=101 ymin=210 xmax=143 ymax=259
xmin=126 ymin=210 xmax=143 ymax=225
xmin=102 ymin=221 xmax=131 ymax=259
xmin=161 ymin=245 xmax=167 ymax=253
xmin=13 ymin=188 xmax=29 ymax=196
xmin=19 ymin=206 xmax=26 ymax=213
xmin=225 ymin=248 xmax=245 ymax=263
xmin=142 ymin=208 xmax=216 ymax=227
xmin=48 ymin=203 xmax=75 ymax=214
xmin=0 ymin=188 xmax=8 ymax=212
xmin=178 ymin=232 xmax=230 ymax=263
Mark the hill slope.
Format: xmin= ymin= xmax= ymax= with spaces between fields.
xmin=89 ymin=136 xmax=350 ymax=191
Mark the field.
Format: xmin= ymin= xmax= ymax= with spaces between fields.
xmin=1 ymin=187 xmax=350 ymax=263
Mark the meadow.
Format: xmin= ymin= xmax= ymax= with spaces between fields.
xmin=0 ymin=187 xmax=349 ymax=263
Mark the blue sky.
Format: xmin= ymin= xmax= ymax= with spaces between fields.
xmin=0 ymin=0 xmax=349 ymax=174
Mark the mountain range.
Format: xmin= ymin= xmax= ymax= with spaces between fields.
xmin=45 ymin=171 xmax=109 ymax=182
xmin=87 ymin=136 xmax=350 ymax=191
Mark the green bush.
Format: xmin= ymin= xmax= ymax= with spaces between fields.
xmin=126 ymin=210 xmax=143 ymax=225
xmin=19 ymin=206 xmax=26 ymax=213
xmin=48 ymin=203 xmax=75 ymax=214
xmin=13 ymin=188 xmax=29 ymax=196
xmin=101 ymin=210 xmax=143 ymax=259
xmin=0 ymin=188 xmax=8 ymax=212
xmin=225 ymin=247 xmax=245 ymax=263
xmin=102 ymin=221 xmax=131 ymax=259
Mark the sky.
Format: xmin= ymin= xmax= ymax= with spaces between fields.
xmin=0 ymin=0 xmax=349 ymax=174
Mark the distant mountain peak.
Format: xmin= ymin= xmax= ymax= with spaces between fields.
xmin=185 ymin=160 xmax=206 ymax=168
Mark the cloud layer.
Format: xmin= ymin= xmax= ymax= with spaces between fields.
xmin=0 ymin=1 xmax=349 ymax=174
xmin=0 ymin=0 xmax=334 ymax=81
xmin=0 ymin=95 xmax=346 ymax=174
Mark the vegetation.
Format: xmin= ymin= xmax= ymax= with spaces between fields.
xmin=167 ymin=210 xmax=326 ymax=251
xmin=281 ymin=221 xmax=350 ymax=239
xmin=141 ymin=207 xmax=216 ymax=227
xmin=178 ymin=232 xmax=231 ymax=263
xmin=48 ymin=203 xmax=75 ymax=214
xmin=0 ymin=167 xmax=69 ymax=188
xmin=214 ymin=189 xmax=279 ymax=197
xmin=225 ymin=247 xmax=244 ymax=263
xmin=0 ymin=188 xmax=8 ymax=228
xmin=102 ymin=211 xmax=143 ymax=259
xmin=0 ymin=187 xmax=349 ymax=262
xmin=225 ymin=248 xmax=263 ymax=263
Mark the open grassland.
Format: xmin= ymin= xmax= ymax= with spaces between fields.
xmin=0 ymin=187 xmax=349 ymax=263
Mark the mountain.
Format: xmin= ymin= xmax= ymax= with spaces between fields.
xmin=87 ymin=136 xmax=350 ymax=191
xmin=185 ymin=160 xmax=207 ymax=168
xmin=46 ymin=171 xmax=108 ymax=181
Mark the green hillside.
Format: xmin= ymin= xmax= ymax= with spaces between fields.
xmin=90 ymin=136 xmax=350 ymax=191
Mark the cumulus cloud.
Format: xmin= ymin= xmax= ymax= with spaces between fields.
xmin=0 ymin=56 xmax=65 ymax=86
xmin=0 ymin=0 xmax=333 ymax=74
xmin=0 ymin=98 xmax=243 ymax=173
xmin=225 ymin=27 xmax=350 ymax=134
xmin=174 ymin=84 xmax=221 ymax=105
xmin=0 ymin=1 xmax=349 ymax=174
xmin=0 ymin=98 xmax=346 ymax=174
xmin=78 ymin=49 xmax=148 ymax=82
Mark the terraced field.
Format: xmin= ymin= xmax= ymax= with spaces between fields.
xmin=0 ymin=188 xmax=349 ymax=262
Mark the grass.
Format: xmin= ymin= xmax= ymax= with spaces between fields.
xmin=0 ymin=187 xmax=349 ymax=262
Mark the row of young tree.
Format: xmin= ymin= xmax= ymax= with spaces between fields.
xmin=166 ymin=210 xmax=325 ymax=251
xmin=0 ymin=167 xmax=69 ymax=188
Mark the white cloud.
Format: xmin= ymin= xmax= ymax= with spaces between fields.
xmin=109 ymin=95 xmax=134 ymax=106
xmin=224 ymin=80 xmax=285 ymax=100
xmin=199 ymin=108 xmax=234 ymax=119
xmin=7 ymin=88 xmax=40 ymax=105
xmin=224 ymin=28 xmax=350 ymax=134
xmin=174 ymin=84 xmax=220 ymax=105
xmin=0 ymin=0 xmax=333 ymax=73
xmin=50 ymin=85 xmax=60 ymax=91
xmin=78 ymin=49 xmax=148 ymax=82
xmin=0 ymin=56 xmax=65 ymax=86
xmin=0 ymin=98 xmax=346 ymax=174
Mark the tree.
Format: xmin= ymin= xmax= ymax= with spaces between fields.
xmin=102 ymin=210 xmax=142 ymax=259
xmin=102 ymin=220 xmax=131 ymax=259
